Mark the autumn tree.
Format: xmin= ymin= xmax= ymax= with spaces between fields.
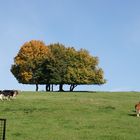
xmin=64 ymin=48 xmax=105 ymax=91
xmin=11 ymin=41 xmax=105 ymax=91
xmin=11 ymin=40 xmax=49 ymax=91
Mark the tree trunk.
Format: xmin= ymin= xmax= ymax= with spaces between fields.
xmin=45 ymin=84 xmax=50 ymax=91
xmin=51 ymin=84 xmax=53 ymax=91
xmin=70 ymin=84 xmax=77 ymax=91
xmin=36 ymin=84 xmax=39 ymax=91
xmin=59 ymin=84 xmax=64 ymax=91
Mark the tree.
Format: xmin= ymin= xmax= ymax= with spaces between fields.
xmin=11 ymin=40 xmax=49 ymax=91
xmin=11 ymin=41 xmax=106 ymax=91
xmin=47 ymin=43 xmax=68 ymax=91
xmin=64 ymin=48 xmax=106 ymax=91
xmin=45 ymin=44 xmax=106 ymax=91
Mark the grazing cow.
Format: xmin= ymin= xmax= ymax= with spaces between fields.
xmin=2 ymin=90 xmax=19 ymax=100
xmin=135 ymin=102 xmax=140 ymax=117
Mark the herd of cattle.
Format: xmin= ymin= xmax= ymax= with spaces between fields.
xmin=0 ymin=90 xmax=19 ymax=101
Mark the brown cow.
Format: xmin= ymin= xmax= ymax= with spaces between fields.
xmin=135 ymin=102 xmax=140 ymax=117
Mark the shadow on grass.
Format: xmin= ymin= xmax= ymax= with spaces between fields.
xmin=60 ymin=91 xmax=99 ymax=93
xmin=128 ymin=113 xmax=136 ymax=117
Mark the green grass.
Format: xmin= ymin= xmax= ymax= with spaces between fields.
xmin=0 ymin=91 xmax=140 ymax=140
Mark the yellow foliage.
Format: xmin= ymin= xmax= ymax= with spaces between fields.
xmin=21 ymin=71 xmax=32 ymax=82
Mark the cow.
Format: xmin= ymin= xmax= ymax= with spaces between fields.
xmin=1 ymin=90 xmax=19 ymax=100
xmin=135 ymin=102 xmax=140 ymax=117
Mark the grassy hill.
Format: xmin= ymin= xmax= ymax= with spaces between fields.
xmin=0 ymin=91 xmax=140 ymax=140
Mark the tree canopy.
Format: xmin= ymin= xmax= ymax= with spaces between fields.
xmin=11 ymin=40 xmax=106 ymax=91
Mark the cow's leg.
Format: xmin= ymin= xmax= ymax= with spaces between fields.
xmin=0 ymin=94 xmax=4 ymax=101
xmin=7 ymin=96 xmax=11 ymax=101
xmin=137 ymin=110 xmax=140 ymax=117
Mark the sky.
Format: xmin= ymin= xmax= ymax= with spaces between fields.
xmin=0 ymin=0 xmax=140 ymax=91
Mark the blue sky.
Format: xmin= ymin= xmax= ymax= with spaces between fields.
xmin=0 ymin=0 xmax=140 ymax=91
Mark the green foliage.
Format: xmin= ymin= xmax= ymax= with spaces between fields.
xmin=47 ymin=43 xmax=68 ymax=84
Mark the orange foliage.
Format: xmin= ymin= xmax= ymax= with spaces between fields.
xmin=15 ymin=40 xmax=49 ymax=65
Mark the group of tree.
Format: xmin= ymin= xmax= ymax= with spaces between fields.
xmin=11 ymin=40 xmax=106 ymax=91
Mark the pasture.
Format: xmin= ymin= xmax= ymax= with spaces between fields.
xmin=0 ymin=91 xmax=140 ymax=140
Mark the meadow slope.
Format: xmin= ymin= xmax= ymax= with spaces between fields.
xmin=0 ymin=91 xmax=140 ymax=140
